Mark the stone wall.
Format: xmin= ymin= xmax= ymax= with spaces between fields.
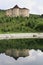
xmin=6 ymin=7 xmax=29 ymax=17
xmin=19 ymin=9 xmax=29 ymax=17
xmin=12 ymin=8 xmax=19 ymax=17
xmin=6 ymin=9 xmax=12 ymax=17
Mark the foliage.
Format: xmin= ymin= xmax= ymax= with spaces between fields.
xmin=0 ymin=10 xmax=43 ymax=33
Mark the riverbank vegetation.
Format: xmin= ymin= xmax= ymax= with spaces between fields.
xmin=0 ymin=10 xmax=43 ymax=33
xmin=0 ymin=39 xmax=43 ymax=53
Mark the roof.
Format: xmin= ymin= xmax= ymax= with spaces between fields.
xmin=13 ymin=5 xmax=29 ymax=10
xmin=23 ymin=8 xmax=29 ymax=10
xmin=13 ymin=5 xmax=19 ymax=8
xmin=6 ymin=5 xmax=29 ymax=10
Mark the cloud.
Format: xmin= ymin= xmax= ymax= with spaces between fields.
xmin=0 ymin=0 xmax=17 ymax=9
xmin=30 ymin=0 xmax=43 ymax=14
xmin=38 ymin=6 xmax=43 ymax=14
xmin=0 ymin=0 xmax=43 ymax=14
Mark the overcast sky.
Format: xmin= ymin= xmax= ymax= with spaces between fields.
xmin=0 ymin=0 xmax=43 ymax=14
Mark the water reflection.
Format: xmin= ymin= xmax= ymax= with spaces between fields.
xmin=0 ymin=49 xmax=43 ymax=65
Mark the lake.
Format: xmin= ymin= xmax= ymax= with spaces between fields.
xmin=0 ymin=49 xmax=43 ymax=65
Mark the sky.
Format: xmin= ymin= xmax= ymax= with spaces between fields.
xmin=0 ymin=0 xmax=43 ymax=15
xmin=0 ymin=49 xmax=43 ymax=65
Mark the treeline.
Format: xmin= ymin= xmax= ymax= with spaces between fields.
xmin=0 ymin=39 xmax=43 ymax=53
xmin=0 ymin=10 xmax=43 ymax=33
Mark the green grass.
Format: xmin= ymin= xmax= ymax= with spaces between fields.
xmin=0 ymin=10 xmax=43 ymax=33
xmin=0 ymin=39 xmax=43 ymax=53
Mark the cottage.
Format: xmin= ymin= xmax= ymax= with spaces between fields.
xmin=6 ymin=5 xmax=30 ymax=17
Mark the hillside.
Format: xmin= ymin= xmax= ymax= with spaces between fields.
xmin=0 ymin=10 xmax=43 ymax=33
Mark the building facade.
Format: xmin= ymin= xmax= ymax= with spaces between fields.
xmin=6 ymin=5 xmax=30 ymax=17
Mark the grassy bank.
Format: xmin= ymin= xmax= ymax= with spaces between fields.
xmin=0 ymin=39 xmax=43 ymax=53
xmin=0 ymin=10 xmax=43 ymax=33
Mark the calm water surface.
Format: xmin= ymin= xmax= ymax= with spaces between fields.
xmin=0 ymin=49 xmax=43 ymax=65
